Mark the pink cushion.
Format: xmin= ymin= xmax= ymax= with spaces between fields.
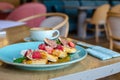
xmin=7 ymin=2 xmax=46 ymax=27
xmin=0 ymin=2 xmax=14 ymax=10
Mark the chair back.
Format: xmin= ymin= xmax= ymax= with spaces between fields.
xmin=91 ymin=4 xmax=110 ymax=25
xmin=40 ymin=16 xmax=68 ymax=37
xmin=18 ymin=13 xmax=69 ymax=37
xmin=6 ymin=2 xmax=46 ymax=28
xmin=110 ymin=4 xmax=120 ymax=13
xmin=107 ymin=12 xmax=120 ymax=49
xmin=107 ymin=12 xmax=120 ymax=40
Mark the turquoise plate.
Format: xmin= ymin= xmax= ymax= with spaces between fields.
xmin=0 ymin=42 xmax=87 ymax=71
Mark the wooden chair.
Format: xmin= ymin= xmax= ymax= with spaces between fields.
xmin=107 ymin=12 xmax=120 ymax=50
xmin=84 ymin=4 xmax=110 ymax=42
xmin=18 ymin=13 xmax=69 ymax=37
xmin=110 ymin=4 xmax=120 ymax=13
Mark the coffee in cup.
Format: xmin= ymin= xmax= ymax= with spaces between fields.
xmin=30 ymin=27 xmax=60 ymax=41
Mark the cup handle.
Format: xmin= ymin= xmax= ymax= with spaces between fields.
xmin=51 ymin=30 xmax=60 ymax=39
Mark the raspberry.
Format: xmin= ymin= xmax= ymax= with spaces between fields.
xmin=38 ymin=44 xmax=46 ymax=50
xmin=68 ymin=42 xmax=75 ymax=48
xmin=56 ymin=45 xmax=63 ymax=51
xmin=32 ymin=51 xmax=41 ymax=59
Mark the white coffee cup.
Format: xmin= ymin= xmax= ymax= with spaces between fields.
xmin=30 ymin=27 xmax=60 ymax=41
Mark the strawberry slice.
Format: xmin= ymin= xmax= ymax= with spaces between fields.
xmin=56 ymin=45 xmax=63 ymax=51
xmin=38 ymin=44 xmax=46 ymax=50
xmin=32 ymin=51 xmax=41 ymax=59
xmin=45 ymin=46 xmax=53 ymax=54
xmin=68 ymin=42 xmax=75 ymax=48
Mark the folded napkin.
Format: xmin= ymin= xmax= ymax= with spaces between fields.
xmin=86 ymin=48 xmax=112 ymax=60
xmin=0 ymin=20 xmax=25 ymax=30
xmin=76 ymin=42 xmax=120 ymax=60
xmin=91 ymin=46 xmax=120 ymax=58
xmin=86 ymin=46 xmax=120 ymax=60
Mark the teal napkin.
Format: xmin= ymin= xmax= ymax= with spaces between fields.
xmin=91 ymin=46 xmax=120 ymax=58
xmin=76 ymin=42 xmax=120 ymax=60
xmin=86 ymin=46 xmax=120 ymax=60
xmin=86 ymin=48 xmax=112 ymax=60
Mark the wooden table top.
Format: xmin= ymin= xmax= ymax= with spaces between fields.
xmin=0 ymin=26 xmax=120 ymax=80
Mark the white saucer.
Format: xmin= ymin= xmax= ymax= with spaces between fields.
xmin=24 ymin=37 xmax=34 ymax=42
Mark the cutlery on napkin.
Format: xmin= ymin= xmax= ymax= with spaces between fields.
xmin=75 ymin=42 xmax=120 ymax=60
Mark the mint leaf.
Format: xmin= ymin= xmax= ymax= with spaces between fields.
xmin=13 ymin=57 xmax=26 ymax=63
xmin=56 ymin=39 xmax=61 ymax=44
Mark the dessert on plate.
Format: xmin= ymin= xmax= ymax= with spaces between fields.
xmin=13 ymin=37 xmax=77 ymax=64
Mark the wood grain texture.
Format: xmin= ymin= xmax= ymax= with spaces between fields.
xmin=69 ymin=35 xmax=120 ymax=80
xmin=5 ymin=25 xmax=30 ymax=44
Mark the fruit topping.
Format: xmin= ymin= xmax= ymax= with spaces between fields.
xmin=56 ymin=44 xmax=63 ymax=51
xmin=14 ymin=37 xmax=77 ymax=64
xmin=58 ymin=37 xmax=68 ymax=46
xmin=68 ymin=41 xmax=75 ymax=48
xmin=44 ymin=38 xmax=57 ymax=48
xmin=32 ymin=50 xmax=42 ymax=59
xmin=45 ymin=46 xmax=53 ymax=54
xmin=38 ymin=44 xmax=46 ymax=50
xmin=24 ymin=49 xmax=33 ymax=60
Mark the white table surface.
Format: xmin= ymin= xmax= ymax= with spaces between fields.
xmin=0 ymin=20 xmax=25 ymax=30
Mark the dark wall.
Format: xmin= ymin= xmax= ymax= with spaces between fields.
xmin=40 ymin=0 xmax=120 ymax=32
